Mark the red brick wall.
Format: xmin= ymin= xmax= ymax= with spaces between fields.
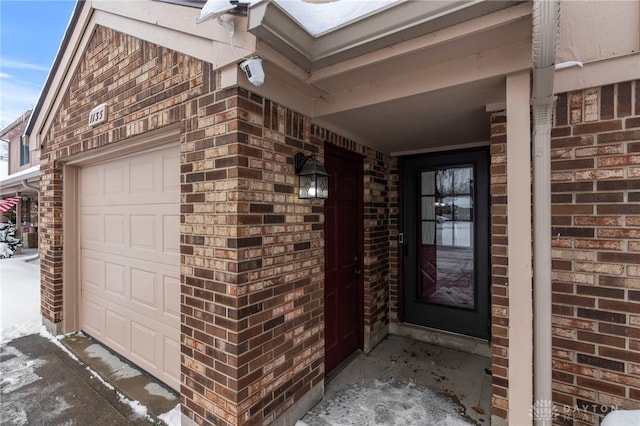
xmin=182 ymin=92 xmax=391 ymax=424
xmin=489 ymin=112 xmax=509 ymax=420
xmin=388 ymin=158 xmax=401 ymax=324
xmin=39 ymin=26 xmax=211 ymax=326
xmin=550 ymin=80 xmax=640 ymax=424
xmin=40 ymin=25 xmax=392 ymax=426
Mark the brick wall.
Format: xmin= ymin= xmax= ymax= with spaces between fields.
xmin=39 ymin=25 xmax=210 ymax=329
xmin=388 ymin=158 xmax=401 ymax=324
xmin=182 ymin=91 xmax=391 ymax=424
xmin=40 ymin=24 xmax=392 ymax=426
xmin=179 ymin=89 xmax=327 ymax=425
xmin=489 ymin=112 xmax=509 ymax=420
xmin=550 ymin=80 xmax=640 ymax=425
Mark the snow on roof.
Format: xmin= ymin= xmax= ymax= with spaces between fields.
xmin=273 ymin=0 xmax=400 ymax=36
xmin=198 ymin=0 xmax=400 ymax=36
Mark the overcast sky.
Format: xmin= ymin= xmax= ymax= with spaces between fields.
xmin=0 ymin=0 xmax=75 ymax=128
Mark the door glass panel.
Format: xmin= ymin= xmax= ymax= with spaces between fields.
xmin=418 ymin=166 xmax=475 ymax=310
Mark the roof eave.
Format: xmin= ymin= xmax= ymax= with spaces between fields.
xmin=248 ymin=0 xmax=522 ymax=72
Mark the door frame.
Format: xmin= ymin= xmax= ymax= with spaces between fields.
xmin=323 ymin=143 xmax=365 ymax=373
xmin=400 ymin=146 xmax=490 ymax=340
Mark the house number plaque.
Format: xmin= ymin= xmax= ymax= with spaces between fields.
xmin=88 ymin=103 xmax=107 ymax=127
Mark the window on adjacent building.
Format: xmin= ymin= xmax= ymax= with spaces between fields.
xmin=19 ymin=135 xmax=30 ymax=166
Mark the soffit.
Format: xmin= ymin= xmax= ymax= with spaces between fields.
xmin=248 ymin=0 xmax=523 ymax=71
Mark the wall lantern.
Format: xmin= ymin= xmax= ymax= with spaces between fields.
xmin=294 ymin=152 xmax=329 ymax=199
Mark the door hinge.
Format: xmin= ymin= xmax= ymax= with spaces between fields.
xmin=398 ymin=233 xmax=404 ymax=244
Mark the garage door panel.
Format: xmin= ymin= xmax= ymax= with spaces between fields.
xmin=163 ymin=337 xmax=180 ymax=389
xmin=131 ymin=321 xmax=157 ymax=366
xmin=105 ymin=310 xmax=127 ymax=353
xmin=81 ymin=214 xmax=102 ymax=243
xmin=130 ymin=159 xmax=156 ymax=195
xmin=80 ymin=144 xmax=180 ymax=390
xmin=162 ymin=151 xmax=180 ymax=192
xmin=83 ymin=234 xmax=178 ymax=266
xmin=83 ymin=256 xmax=104 ymax=290
xmin=130 ymin=215 xmax=157 ymax=250
xmin=163 ymin=215 xmax=180 ymax=254
xmin=79 ymin=167 xmax=100 ymax=203
xmin=83 ymin=252 xmax=178 ymax=323
xmin=82 ymin=299 xmax=105 ymax=338
xmin=131 ymin=268 xmax=157 ymax=309
xmin=104 ymin=164 xmax=128 ymax=196
xmin=104 ymin=215 xmax=126 ymax=247
xmin=105 ymin=262 xmax=126 ymax=297
xmin=163 ymin=276 xmax=180 ymax=319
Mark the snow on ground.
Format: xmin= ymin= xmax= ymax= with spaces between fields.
xmin=85 ymin=343 xmax=142 ymax=380
xmin=158 ymin=404 xmax=181 ymax=426
xmin=301 ymin=379 xmax=473 ymax=426
xmin=0 ymin=253 xmax=41 ymax=345
xmin=0 ymin=254 xmax=180 ymax=426
xmin=601 ymin=410 xmax=640 ymax=426
xmin=0 ymin=339 xmax=71 ymax=426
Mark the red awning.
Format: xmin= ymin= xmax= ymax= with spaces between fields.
xmin=0 ymin=196 xmax=21 ymax=213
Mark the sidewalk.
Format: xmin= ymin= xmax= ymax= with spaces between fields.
xmin=1 ymin=333 xmax=160 ymax=425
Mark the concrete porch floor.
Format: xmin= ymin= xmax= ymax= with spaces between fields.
xmin=301 ymin=334 xmax=492 ymax=425
xmin=3 ymin=330 xmax=490 ymax=425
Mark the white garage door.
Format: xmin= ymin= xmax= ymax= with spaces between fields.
xmin=79 ymin=144 xmax=181 ymax=391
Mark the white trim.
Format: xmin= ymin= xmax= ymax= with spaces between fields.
xmin=506 ymin=71 xmax=533 ymax=426
xmin=554 ymin=52 xmax=640 ymax=94
xmin=309 ymin=2 xmax=531 ymax=84
xmin=391 ymin=140 xmax=490 ymax=157
xmin=248 ymin=0 xmax=523 ymax=71
xmin=62 ymin=124 xmax=181 ymax=166
xmin=0 ymin=165 xmax=40 ymax=188
xmin=312 ymin=41 xmax=531 ymax=118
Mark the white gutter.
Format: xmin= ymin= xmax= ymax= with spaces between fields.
xmin=531 ymin=0 xmax=559 ymax=424
xmin=0 ymin=165 xmax=40 ymax=189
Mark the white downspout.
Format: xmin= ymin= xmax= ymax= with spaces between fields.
xmin=21 ymin=179 xmax=40 ymax=263
xmin=531 ymin=1 xmax=559 ymax=424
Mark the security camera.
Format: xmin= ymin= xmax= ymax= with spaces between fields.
xmin=240 ymin=57 xmax=265 ymax=86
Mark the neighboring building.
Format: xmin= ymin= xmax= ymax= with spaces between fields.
xmin=0 ymin=110 xmax=39 ymax=247
xmin=24 ymin=0 xmax=639 ymax=425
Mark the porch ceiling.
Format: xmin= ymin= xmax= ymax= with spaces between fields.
xmin=314 ymin=78 xmax=505 ymax=156
xmin=251 ymin=1 xmax=532 ymax=156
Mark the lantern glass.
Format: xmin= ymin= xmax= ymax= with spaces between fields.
xmin=294 ymin=152 xmax=329 ymax=199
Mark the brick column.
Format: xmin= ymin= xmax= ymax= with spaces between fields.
xmin=39 ymin=157 xmax=64 ymax=334
xmin=490 ymin=111 xmax=509 ymax=421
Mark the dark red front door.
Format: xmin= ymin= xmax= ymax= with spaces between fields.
xmin=324 ymin=144 xmax=363 ymax=375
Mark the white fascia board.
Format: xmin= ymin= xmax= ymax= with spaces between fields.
xmin=309 ymin=2 xmax=531 ymax=84
xmin=249 ymin=0 xmax=520 ymax=71
xmin=312 ymin=40 xmax=531 ymax=117
xmin=94 ymin=0 xmax=257 ymax=52
xmin=248 ymin=1 xmax=315 ymax=70
xmin=94 ymin=10 xmax=254 ymax=68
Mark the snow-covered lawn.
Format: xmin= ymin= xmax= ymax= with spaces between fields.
xmin=0 ymin=253 xmax=41 ymax=344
